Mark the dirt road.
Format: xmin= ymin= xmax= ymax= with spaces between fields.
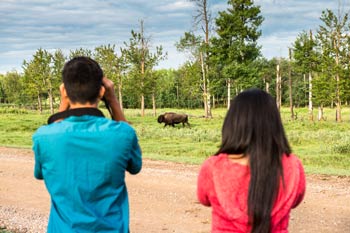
xmin=0 ymin=147 xmax=349 ymax=232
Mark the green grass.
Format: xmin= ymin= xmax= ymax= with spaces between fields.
xmin=0 ymin=228 xmax=12 ymax=233
xmin=0 ymin=106 xmax=350 ymax=175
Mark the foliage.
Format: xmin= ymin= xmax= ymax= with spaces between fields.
xmin=69 ymin=48 xmax=92 ymax=58
xmin=0 ymin=71 xmax=25 ymax=104
xmin=22 ymin=48 xmax=63 ymax=113
xmin=316 ymin=8 xmax=350 ymax=121
xmin=176 ymin=32 xmax=203 ymax=60
xmin=123 ymin=21 xmax=167 ymax=115
xmin=210 ymin=0 xmax=264 ymax=102
xmin=176 ymin=32 xmax=208 ymax=109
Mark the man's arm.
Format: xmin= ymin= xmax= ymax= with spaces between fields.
xmin=102 ymin=77 xmax=127 ymax=122
xmin=127 ymin=133 xmax=142 ymax=174
xmin=33 ymin=139 xmax=43 ymax=180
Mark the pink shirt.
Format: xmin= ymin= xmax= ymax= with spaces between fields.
xmin=197 ymin=153 xmax=305 ymax=233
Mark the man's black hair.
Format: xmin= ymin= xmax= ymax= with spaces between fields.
xmin=62 ymin=56 xmax=103 ymax=104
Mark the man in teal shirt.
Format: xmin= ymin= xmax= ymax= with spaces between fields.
xmin=33 ymin=57 xmax=142 ymax=232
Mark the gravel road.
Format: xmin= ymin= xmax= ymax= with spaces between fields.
xmin=0 ymin=147 xmax=349 ymax=233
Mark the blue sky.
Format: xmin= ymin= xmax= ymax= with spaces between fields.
xmin=0 ymin=0 xmax=348 ymax=74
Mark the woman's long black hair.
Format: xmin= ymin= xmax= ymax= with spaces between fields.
xmin=216 ymin=88 xmax=291 ymax=233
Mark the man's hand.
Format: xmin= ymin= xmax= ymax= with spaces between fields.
xmin=102 ymin=77 xmax=127 ymax=122
xmin=102 ymin=77 xmax=117 ymax=103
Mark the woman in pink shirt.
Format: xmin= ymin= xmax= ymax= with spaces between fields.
xmin=197 ymin=89 xmax=305 ymax=233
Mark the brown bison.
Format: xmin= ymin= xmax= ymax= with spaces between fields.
xmin=157 ymin=112 xmax=190 ymax=128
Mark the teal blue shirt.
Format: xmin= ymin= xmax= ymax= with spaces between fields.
xmin=33 ymin=111 xmax=142 ymax=232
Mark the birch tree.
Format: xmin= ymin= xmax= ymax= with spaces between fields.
xmin=189 ymin=0 xmax=212 ymax=118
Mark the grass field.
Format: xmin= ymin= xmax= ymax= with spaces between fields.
xmin=0 ymin=106 xmax=349 ymax=176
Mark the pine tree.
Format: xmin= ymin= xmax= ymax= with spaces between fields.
xmin=210 ymin=0 xmax=263 ymax=108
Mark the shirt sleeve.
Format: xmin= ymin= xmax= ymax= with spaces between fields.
xmin=197 ymin=159 xmax=212 ymax=207
xmin=33 ymin=138 xmax=43 ymax=180
xmin=126 ymin=132 xmax=142 ymax=175
xmin=292 ymin=159 xmax=306 ymax=208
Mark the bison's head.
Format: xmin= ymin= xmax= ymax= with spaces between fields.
xmin=157 ymin=114 xmax=164 ymax=123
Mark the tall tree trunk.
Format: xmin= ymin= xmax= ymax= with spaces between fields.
xmin=48 ymin=79 xmax=54 ymax=114
xmin=141 ymin=93 xmax=145 ymax=117
xmin=336 ymin=73 xmax=341 ymax=122
xmin=334 ymin=33 xmax=341 ymax=122
xmin=318 ymin=104 xmax=324 ymax=121
xmin=192 ymin=0 xmax=212 ymax=118
xmin=303 ymin=74 xmax=307 ymax=104
xmin=176 ymin=83 xmax=179 ymax=108
xmin=118 ymin=76 xmax=123 ymax=112
xmin=288 ymin=48 xmax=294 ymax=119
xmin=48 ymin=91 xmax=54 ymax=114
xmin=308 ymin=72 xmax=313 ymax=121
xmin=308 ymin=30 xmax=314 ymax=121
xmin=200 ymin=52 xmax=208 ymax=118
xmin=276 ymin=64 xmax=281 ymax=110
xmin=37 ymin=92 xmax=42 ymax=114
xmin=265 ymin=81 xmax=270 ymax=93
xmin=227 ymin=79 xmax=231 ymax=110
xmin=152 ymin=93 xmax=156 ymax=117
xmin=203 ymin=0 xmax=211 ymax=118
xmin=206 ymin=74 xmax=212 ymax=118
xmin=141 ymin=20 xmax=145 ymax=117
xmin=212 ymin=95 xmax=215 ymax=109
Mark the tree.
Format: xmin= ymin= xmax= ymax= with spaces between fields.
xmin=52 ymin=50 xmax=66 ymax=110
xmin=293 ymin=30 xmax=318 ymax=121
xmin=0 ymin=74 xmax=5 ymax=103
xmin=23 ymin=49 xmax=53 ymax=113
xmin=317 ymin=8 xmax=350 ymax=122
xmin=254 ymin=58 xmax=273 ymax=93
xmin=37 ymin=49 xmax=55 ymax=114
xmin=94 ymin=44 xmax=126 ymax=111
xmin=288 ymin=48 xmax=294 ymax=120
xmin=23 ymin=59 xmax=43 ymax=112
xmin=210 ymin=0 xmax=263 ymax=108
xmin=69 ymin=48 xmax=92 ymax=59
xmin=189 ymin=0 xmax=213 ymax=118
xmin=151 ymin=69 xmax=176 ymax=108
xmin=1 ymin=72 xmax=24 ymax=105
xmin=276 ymin=60 xmax=282 ymax=110
xmin=175 ymin=62 xmax=202 ymax=108
xmin=176 ymin=32 xmax=205 ymax=108
xmin=123 ymin=20 xmax=166 ymax=116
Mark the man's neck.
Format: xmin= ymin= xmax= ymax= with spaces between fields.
xmin=69 ymin=102 xmax=98 ymax=109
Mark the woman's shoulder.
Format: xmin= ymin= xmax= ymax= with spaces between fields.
xmin=282 ymin=153 xmax=305 ymax=179
xmin=282 ymin=153 xmax=303 ymax=167
xmin=202 ymin=153 xmax=228 ymax=164
xmin=200 ymin=153 xmax=249 ymax=173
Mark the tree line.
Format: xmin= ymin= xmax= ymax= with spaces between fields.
xmin=0 ymin=0 xmax=349 ymax=121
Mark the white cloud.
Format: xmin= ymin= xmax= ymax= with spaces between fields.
xmin=156 ymin=0 xmax=194 ymax=12
xmin=259 ymin=32 xmax=299 ymax=59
